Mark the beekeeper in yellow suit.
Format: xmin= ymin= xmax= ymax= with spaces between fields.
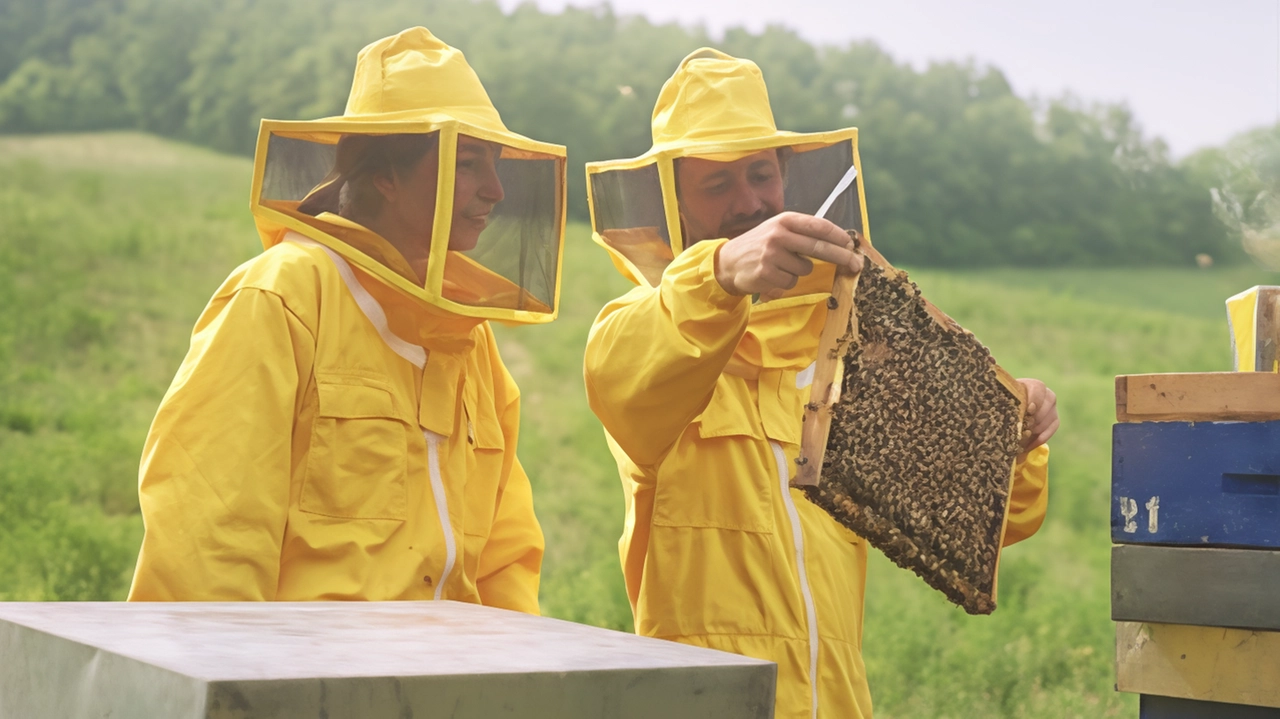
xmin=129 ymin=27 xmax=567 ymax=612
xmin=583 ymin=48 xmax=1057 ymax=717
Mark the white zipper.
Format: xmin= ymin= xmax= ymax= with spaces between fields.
xmin=425 ymin=430 xmax=457 ymax=601
xmin=771 ymin=440 xmax=820 ymax=719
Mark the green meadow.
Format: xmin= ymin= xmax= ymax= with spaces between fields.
xmin=2 ymin=133 xmax=1275 ymax=717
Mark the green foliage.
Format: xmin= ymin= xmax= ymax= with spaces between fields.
xmin=6 ymin=131 xmax=1279 ymax=715
xmin=0 ymin=0 xmax=1237 ymax=266
xmin=0 ymin=132 xmax=260 ymax=601
xmin=1187 ymin=125 xmax=1280 ymax=270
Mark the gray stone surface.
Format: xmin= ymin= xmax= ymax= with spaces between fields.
xmin=0 ymin=601 xmax=776 ymax=718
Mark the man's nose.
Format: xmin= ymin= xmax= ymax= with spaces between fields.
xmin=726 ymin=181 xmax=765 ymax=218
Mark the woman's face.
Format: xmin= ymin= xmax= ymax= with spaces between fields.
xmin=448 ymin=137 xmax=505 ymax=251
xmin=379 ymin=135 xmax=505 ymax=254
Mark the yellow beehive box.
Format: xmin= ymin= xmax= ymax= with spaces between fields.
xmin=1226 ymin=286 xmax=1280 ymax=372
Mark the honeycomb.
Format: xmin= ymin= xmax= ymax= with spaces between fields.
xmin=802 ymin=244 xmax=1025 ymax=615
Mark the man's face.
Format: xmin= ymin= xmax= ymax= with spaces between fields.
xmin=676 ymin=149 xmax=785 ymax=244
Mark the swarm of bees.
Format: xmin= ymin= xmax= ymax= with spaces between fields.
xmin=801 ymin=240 xmax=1025 ymax=615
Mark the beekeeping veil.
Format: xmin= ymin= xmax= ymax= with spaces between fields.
xmin=586 ymin=48 xmax=869 ymax=307
xmin=250 ymin=27 xmax=566 ymax=324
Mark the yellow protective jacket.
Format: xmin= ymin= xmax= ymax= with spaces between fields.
xmin=129 ymin=221 xmax=543 ymax=610
xmin=585 ymin=240 xmax=1050 ymax=718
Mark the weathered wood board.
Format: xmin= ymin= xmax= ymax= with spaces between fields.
xmin=795 ymin=236 xmax=1027 ymax=615
xmin=1116 ymin=621 xmax=1280 ymax=709
xmin=1111 ymin=420 xmax=1280 ymax=548
xmin=1112 ymin=545 xmax=1280 ymax=631
xmin=1116 ymin=373 xmax=1280 ymax=423
xmin=1140 ymin=695 xmax=1280 ymax=719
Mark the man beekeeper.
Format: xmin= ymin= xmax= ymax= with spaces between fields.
xmin=583 ymin=48 xmax=1057 ymax=717
xmin=129 ymin=27 xmax=566 ymax=612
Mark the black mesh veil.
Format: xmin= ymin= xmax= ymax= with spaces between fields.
xmin=783 ymin=141 xmax=863 ymax=235
xmin=447 ymin=140 xmax=562 ymax=311
xmin=587 ymin=164 xmax=673 ymax=286
xmin=254 ymin=127 xmax=564 ymax=317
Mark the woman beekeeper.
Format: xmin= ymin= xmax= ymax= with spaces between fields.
xmin=128 ymin=27 xmax=565 ymax=612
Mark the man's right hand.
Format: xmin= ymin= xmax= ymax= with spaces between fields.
xmin=713 ymin=212 xmax=863 ymax=300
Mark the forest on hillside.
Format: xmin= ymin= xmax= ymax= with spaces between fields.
xmin=0 ymin=0 xmax=1261 ymax=266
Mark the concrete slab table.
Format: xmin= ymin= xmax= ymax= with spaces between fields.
xmin=0 ymin=601 xmax=776 ymax=718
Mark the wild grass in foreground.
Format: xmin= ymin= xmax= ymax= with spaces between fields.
xmin=3 ymin=133 xmax=1276 ymax=717
xmin=0 ymin=133 xmax=259 ymax=600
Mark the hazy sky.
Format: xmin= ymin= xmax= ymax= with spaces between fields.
xmin=496 ymin=0 xmax=1278 ymax=157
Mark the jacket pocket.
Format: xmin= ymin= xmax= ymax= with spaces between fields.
xmin=461 ymin=379 xmax=506 ymax=542
xmin=651 ymin=378 xmax=774 ymax=533
xmin=300 ymin=380 xmax=409 ymax=521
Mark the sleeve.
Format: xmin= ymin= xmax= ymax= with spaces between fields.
xmin=474 ymin=330 xmax=545 ymax=614
xmin=128 ymin=286 xmax=315 ymax=601
xmin=1002 ymin=443 xmax=1049 ymax=547
xmin=583 ymin=239 xmax=750 ymax=469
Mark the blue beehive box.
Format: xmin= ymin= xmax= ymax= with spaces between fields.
xmin=1112 ymin=420 xmax=1280 ymax=548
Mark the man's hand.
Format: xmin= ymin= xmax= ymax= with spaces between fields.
xmin=713 ymin=212 xmax=863 ymax=300
xmin=1017 ymin=378 xmax=1059 ymax=453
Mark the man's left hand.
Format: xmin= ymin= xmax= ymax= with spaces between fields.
xmin=1017 ymin=378 xmax=1058 ymax=453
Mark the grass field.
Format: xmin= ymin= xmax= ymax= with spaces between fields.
xmin=3 ymin=133 xmax=1275 ymax=717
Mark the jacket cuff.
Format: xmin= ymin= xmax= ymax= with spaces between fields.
xmin=1016 ymin=442 xmax=1050 ymax=470
xmin=663 ymin=238 xmax=745 ymax=313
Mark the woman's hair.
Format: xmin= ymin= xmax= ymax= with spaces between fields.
xmin=297 ymin=133 xmax=438 ymax=219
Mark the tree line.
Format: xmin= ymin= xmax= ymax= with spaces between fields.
xmin=0 ymin=0 xmax=1245 ymax=266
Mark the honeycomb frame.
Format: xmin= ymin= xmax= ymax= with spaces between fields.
xmin=794 ymin=236 xmax=1027 ymax=614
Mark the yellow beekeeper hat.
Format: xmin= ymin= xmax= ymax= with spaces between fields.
xmin=585 ymin=48 xmax=870 ymax=289
xmin=250 ymin=27 xmax=567 ymax=324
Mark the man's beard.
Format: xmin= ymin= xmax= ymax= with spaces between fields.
xmin=719 ymin=206 xmax=780 ymax=239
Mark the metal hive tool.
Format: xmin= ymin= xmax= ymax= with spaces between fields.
xmin=793 ymin=234 xmax=1027 ymax=614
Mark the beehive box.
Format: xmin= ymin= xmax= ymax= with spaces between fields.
xmin=1112 ymin=373 xmax=1280 ymax=550
xmin=1115 ymin=621 xmax=1280 ymax=710
xmin=794 ymin=238 xmax=1027 ymax=615
xmin=0 ymin=601 xmax=776 ymax=719
xmin=1110 ymin=302 xmax=1280 ymax=717
xmin=1226 ymin=285 xmax=1280 ymax=372
xmin=1111 ymin=371 xmax=1280 ymax=634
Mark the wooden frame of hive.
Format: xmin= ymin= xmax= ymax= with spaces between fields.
xmin=793 ymin=239 xmax=1027 ymax=614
